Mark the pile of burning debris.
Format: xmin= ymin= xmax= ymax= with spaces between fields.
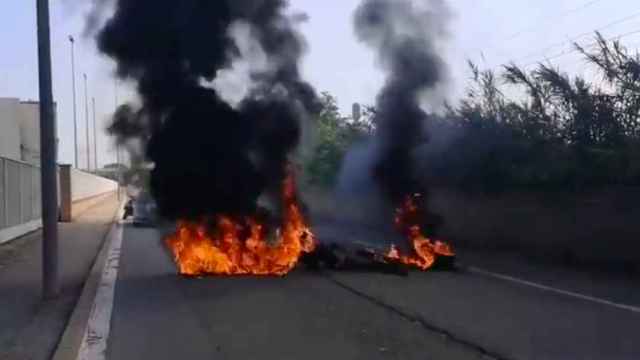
xmin=94 ymin=0 xmax=456 ymax=277
xmin=165 ymin=172 xmax=455 ymax=277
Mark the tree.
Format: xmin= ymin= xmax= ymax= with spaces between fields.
xmin=305 ymin=92 xmax=374 ymax=187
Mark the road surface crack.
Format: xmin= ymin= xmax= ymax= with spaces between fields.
xmin=324 ymin=274 xmax=513 ymax=360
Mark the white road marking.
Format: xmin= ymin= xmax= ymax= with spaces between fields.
xmin=76 ymin=223 xmax=124 ymax=360
xmin=467 ymin=266 xmax=640 ymax=314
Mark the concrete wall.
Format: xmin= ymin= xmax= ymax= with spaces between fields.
xmin=16 ymin=101 xmax=42 ymax=165
xmin=428 ymin=187 xmax=640 ymax=267
xmin=59 ymin=165 xmax=118 ymax=222
xmin=70 ymin=168 xmax=118 ymax=202
xmin=305 ymin=185 xmax=640 ymax=269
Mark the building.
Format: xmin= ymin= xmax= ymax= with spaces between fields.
xmin=0 ymin=98 xmax=54 ymax=166
xmin=0 ymin=98 xmax=22 ymax=161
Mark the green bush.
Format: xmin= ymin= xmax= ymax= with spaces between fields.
xmin=436 ymin=34 xmax=640 ymax=190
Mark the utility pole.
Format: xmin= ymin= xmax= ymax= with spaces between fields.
xmin=36 ymin=0 xmax=59 ymax=299
xmin=92 ymin=97 xmax=98 ymax=170
xmin=83 ymin=73 xmax=90 ymax=171
xmin=69 ymin=36 xmax=78 ymax=168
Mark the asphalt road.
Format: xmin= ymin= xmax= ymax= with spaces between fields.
xmin=107 ymin=225 xmax=640 ymax=360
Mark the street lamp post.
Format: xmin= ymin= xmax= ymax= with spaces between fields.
xmin=83 ymin=73 xmax=90 ymax=171
xmin=115 ymin=80 xmax=121 ymax=200
xmin=69 ymin=35 xmax=78 ymax=168
xmin=92 ymin=97 xmax=98 ymax=170
xmin=36 ymin=0 xmax=59 ymax=299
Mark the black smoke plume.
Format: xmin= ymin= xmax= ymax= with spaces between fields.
xmin=94 ymin=0 xmax=318 ymax=220
xmin=352 ymin=0 xmax=450 ymax=232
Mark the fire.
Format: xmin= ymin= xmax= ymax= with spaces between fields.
xmin=165 ymin=172 xmax=316 ymax=276
xmin=385 ymin=194 xmax=455 ymax=270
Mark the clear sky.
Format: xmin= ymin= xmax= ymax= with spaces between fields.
xmin=1 ymin=0 xmax=639 ymax=167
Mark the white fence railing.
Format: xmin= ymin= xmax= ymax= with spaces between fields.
xmin=0 ymin=157 xmax=118 ymax=243
xmin=0 ymin=157 xmax=42 ymax=232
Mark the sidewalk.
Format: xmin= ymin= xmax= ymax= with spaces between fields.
xmin=0 ymin=193 xmax=120 ymax=360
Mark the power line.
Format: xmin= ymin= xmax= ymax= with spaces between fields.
xmin=502 ymin=0 xmax=606 ymax=42
xmin=470 ymin=0 xmax=607 ymax=62
xmin=520 ymin=28 xmax=640 ymax=68
xmin=467 ymin=31 xmax=640 ymax=91
xmin=476 ymin=28 xmax=640 ymax=73
xmin=511 ymin=11 xmax=640 ymax=64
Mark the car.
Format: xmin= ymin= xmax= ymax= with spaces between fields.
xmin=129 ymin=192 xmax=158 ymax=227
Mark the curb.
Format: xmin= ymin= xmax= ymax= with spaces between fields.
xmin=52 ymin=197 xmax=127 ymax=360
xmin=0 ymin=219 xmax=43 ymax=245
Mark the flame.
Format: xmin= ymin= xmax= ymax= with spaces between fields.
xmin=165 ymin=172 xmax=316 ymax=276
xmin=385 ymin=194 xmax=455 ymax=270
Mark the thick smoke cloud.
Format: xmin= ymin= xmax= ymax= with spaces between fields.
xmin=353 ymin=0 xmax=450 ymax=201
xmin=95 ymin=0 xmax=318 ymax=220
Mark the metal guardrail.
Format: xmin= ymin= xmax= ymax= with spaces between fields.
xmin=0 ymin=157 xmax=42 ymax=231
